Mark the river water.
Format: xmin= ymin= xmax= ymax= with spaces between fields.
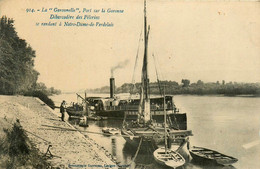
xmin=51 ymin=94 xmax=260 ymax=169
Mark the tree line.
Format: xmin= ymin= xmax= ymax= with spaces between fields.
xmin=0 ymin=16 xmax=39 ymax=94
xmin=0 ymin=16 xmax=60 ymax=107
xmin=87 ymin=79 xmax=260 ymax=96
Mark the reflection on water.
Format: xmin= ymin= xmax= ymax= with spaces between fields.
xmin=111 ymin=138 xmax=117 ymax=157
xmin=51 ymin=94 xmax=260 ymax=169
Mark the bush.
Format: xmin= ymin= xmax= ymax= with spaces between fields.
xmin=24 ymin=90 xmax=55 ymax=109
xmin=0 ymin=120 xmax=51 ymax=168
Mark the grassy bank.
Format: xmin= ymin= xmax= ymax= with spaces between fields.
xmin=0 ymin=119 xmax=51 ymax=169
xmin=0 ymin=95 xmax=116 ymax=168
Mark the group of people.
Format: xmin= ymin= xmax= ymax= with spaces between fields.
xmin=59 ymin=100 xmax=85 ymax=121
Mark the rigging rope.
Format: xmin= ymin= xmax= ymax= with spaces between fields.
xmin=25 ymin=129 xmax=51 ymax=144
xmin=40 ymin=124 xmax=140 ymax=138
xmin=130 ymin=137 xmax=143 ymax=167
xmin=5 ymin=119 xmax=52 ymax=144
xmin=40 ymin=124 xmax=188 ymax=140
xmin=130 ymin=29 xmax=143 ymax=95
xmin=176 ymin=137 xmax=188 ymax=153
xmin=152 ymin=53 xmax=163 ymax=96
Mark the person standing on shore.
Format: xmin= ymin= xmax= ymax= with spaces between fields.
xmin=60 ymin=100 xmax=66 ymax=121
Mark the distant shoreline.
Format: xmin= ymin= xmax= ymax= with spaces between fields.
xmin=174 ymin=94 xmax=260 ymax=98
xmin=61 ymin=91 xmax=260 ymax=98
xmin=84 ymin=80 xmax=260 ymax=97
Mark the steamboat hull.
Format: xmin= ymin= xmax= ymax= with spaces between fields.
xmin=66 ymin=109 xmax=85 ymax=117
xmin=95 ymin=110 xmax=125 ymax=118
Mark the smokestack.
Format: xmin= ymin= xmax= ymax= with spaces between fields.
xmin=109 ymin=59 xmax=128 ymax=99
xmin=110 ymin=77 xmax=115 ymax=98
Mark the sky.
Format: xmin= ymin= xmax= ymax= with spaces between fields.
xmin=0 ymin=0 xmax=259 ymax=91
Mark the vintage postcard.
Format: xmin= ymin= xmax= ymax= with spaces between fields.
xmin=0 ymin=0 xmax=259 ymax=169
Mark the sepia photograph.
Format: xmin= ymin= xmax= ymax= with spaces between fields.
xmin=0 ymin=0 xmax=259 ymax=168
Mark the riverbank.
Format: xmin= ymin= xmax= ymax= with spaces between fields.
xmin=87 ymin=81 xmax=260 ymax=97
xmin=75 ymin=91 xmax=260 ymax=98
xmin=0 ymin=95 xmax=117 ymax=169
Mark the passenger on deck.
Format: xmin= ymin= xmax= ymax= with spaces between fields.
xmin=155 ymin=103 xmax=159 ymax=110
xmin=139 ymin=115 xmax=145 ymax=127
xmin=167 ymin=101 xmax=172 ymax=109
xmin=75 ymin=103 xmax=79 ymax=111
xmin=167 ymin=129 xmax=172 ymax=149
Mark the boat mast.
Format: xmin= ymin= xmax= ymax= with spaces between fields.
xmin=142 ymin=0 xmax=151 ymax=122
xmin=164 ymin=85 xmax=168 ymax=153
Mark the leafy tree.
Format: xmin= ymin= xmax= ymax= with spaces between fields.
xmin=181 ymin=79 xmax=190 ymax=88
xmin=197 ymin=80 xmax=204 ymax=86
xmin=0 ymin=16 xmax=39 ymax=94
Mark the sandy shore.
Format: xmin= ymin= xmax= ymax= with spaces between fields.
xmin=0 ymin=95 xmax=117 ymax=169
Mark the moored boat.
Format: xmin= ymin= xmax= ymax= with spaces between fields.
xmin=153 ymin=147 xmax=185 ymax=168
xmin=121 ymin=0 xmax=192 ymax=155
xmin=66 ymin=99 xmax=106 ymax=120
xmin=153 ymin=91 xmax=186 ymax=169
xmin=189 ymin=146 xmax=238 ymax=166
xmin=79 ymin=116 xmax=88 ymax=127
xmin=66 ymin=100 xmax=85 ymax=117
xmin=102 ymin=127 xmax=120 ymax=135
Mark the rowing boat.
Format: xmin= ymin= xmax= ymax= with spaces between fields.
xmin=153 ymin=147 xmax=185 ymax=168
xmin=102 ymin=127 xmax=120 ymax=135
xmin=189 ymin=146 xmax=238 ymax=166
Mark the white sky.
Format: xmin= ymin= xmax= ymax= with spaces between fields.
xmin=0 ymin=0 xmax=259 ymax=91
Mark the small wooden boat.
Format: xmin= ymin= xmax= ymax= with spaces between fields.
xmin=153 ymin=147 xmax=185 ymax=168
xmin=79 ymin=116 xmax=88 ymax=127
xmin=189 ymin=146 xmax=238 ymax=166
xmin=102 ymin=127 xmax=120 ymax=135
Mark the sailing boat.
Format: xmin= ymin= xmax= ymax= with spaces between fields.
xmin=153 ymin=87 xmax=185 ymax=168
xmin=121 ymin=0 xmax=192 ymax=153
